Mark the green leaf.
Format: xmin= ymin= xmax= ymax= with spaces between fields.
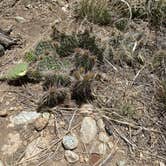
xmin=7 ymin=62 xmax=29 ymax=80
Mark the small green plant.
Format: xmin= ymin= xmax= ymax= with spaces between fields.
xmin=55 ymin=34 xmax=78 ymax=57
xmin=24 ymin=51 xmax=37 ymax=63
xmin=75 ymin=48 xmax=96 ymax=72
xmin=38 ymin=87 xmax=68 ymax=109
xmin=120 ymin=102 xmax=135 ymax=118
xmin=35 ymin=41 xmax=55 ymax=56
xmin=43 ymin=73 xmax=71 ymax=90
xmin=156 ymin=81 xmax=166 ymax=108
xmin=5 ymin=62 xmax=28 ymax=80
xmin=76 ymin=0 xmax=111 ymax=25
xmin=37 ymin=56 xmax=71 ymax=71
xmin=72 ymin=71 xmax=95 ymax=103
xmin=152 ymin=50 xmax=166 ymax=79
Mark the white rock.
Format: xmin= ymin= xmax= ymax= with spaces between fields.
xmin=80 ymin=117 xmax=97 ymax=144
xmin=0 ymin=110 xmax=8 ymax=117
xmin=10 ymin=111 xmax=41 ymax=126
xmin=65 ymin=150 xmax=79 ymax=163
xmin=97 ymin=118 xmax=105 ymax=131
xmin=99 ymin=132 xmax=109 ymax=143
xmin=62 ymin=135 xmax=78 ymax=150
xmin=160 ymin=162 xmax=165 ymax=166
xmin=0 ymin=160 xmax=4 ymax=166
xmin=15 ymin=16 xmax=26 ymax=23
xmin=98 ymin=143 xmax=107 ymax=155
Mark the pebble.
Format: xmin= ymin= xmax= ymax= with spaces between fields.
xmin=0 ymin=110 xmax=8 ymax=117
xmin=15 ymin=16 xmax=26 ymax=23
xmin=107 ymin=141 xmax=114 ymax=149
xmin=80 ymin=117 xmax=97 ymax=144
xmin=34 ymin=116 xmax=49 ymax=131
xmin=98 ymin=143 xmax=107 ymax=155
xmin=10 ymin=111 xmax=41 ymax=125
xmin=97 ymin=118 xmax=105 ymax=131
xmin=99 ymin=132 xmax=109 ymax=143
xmin=80 ymin=104 xmax=93 ymax=114
xmin=0 ymin=44 xmax=5 ymax=57
xmin=62 ymin=135 xmax=78 ymax=150
xmin=117 ymin=160 xmax=126 ymax=166
xmin=65 ymin=150 xmax=79 ymax=163
xmin=160 ymin=161 xmax=165 ymax=166
xmin=0 ymin=160 xmax=4 ymax=166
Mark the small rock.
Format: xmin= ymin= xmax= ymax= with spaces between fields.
xmin=98 ymin=143 xmax=107 ymax=155
xmin=99 ymin=132 xmax=109 ymax=143
xmin=0 ymin=160 xmax=4 ymax=166
xmin=65 ymin=150 xmax=79 ymax=163
xmin=97 ymin=118 xmax=105 ymax=131
xmin=90 ymin=153 xmax=101 ymax=166
xmin=10 ymin=111 xmax=41 ymax=126
xmin=34 ymin=116 xmax=49 ymax=131
xmin=160 ymin=161 xmax=165 ymax=166
xmin=80 ymin=104 xmax=93 ymax=114
xmin=117 ymin=160 xmax=126 ymax=166
xmin=107 ymin=141 xmax=114 ymax=149
xmin=80 ymin=117 xmax=97 ymax=144
xmin=0 ymin=110 xmax=8 ymax=117
xmin=0 ymin=45 xmax=5 ymax=57
xmin=15 ymin=16 xmax=26 ymax=23
xmin=62 ymin=135 xmax=78 ymax=150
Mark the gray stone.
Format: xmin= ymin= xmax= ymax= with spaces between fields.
xmin=0 ymin=45 xmax=5 ymax=57
xmin=15 ymin=16 xmax=26 ymax=23
xmin=62 ymin=135 xmax=78 ymax=150
xmin=10 ymin=111 xmax=41 ymax=125
xmin=99 ymin=132 xmax=109 ymax=143
xmin=65 ymin=150 xmax=79 ymax=163
xmin=97 ymin=118 xmax=105 ymax=131
xmin=117 ymin=160 xmax=126 ymax=166
xmin=80 ymin=117 xmax=97 ymax=144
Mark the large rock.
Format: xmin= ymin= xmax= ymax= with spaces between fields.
xmin=10 ymin=111 xmax=41 ymax=126
xmin=80 ymin=117 xmax=97 ymax=144
xmin=65 ymin=150 xmax=79 ymax=163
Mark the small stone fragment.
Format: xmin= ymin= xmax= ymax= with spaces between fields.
xmin=34 ymin=116 xmax=49 ymax=131
xmin=80 ymin=104 xmax=93 ymax=114
xmin=62 ymin=135 xmax=78 ymax=150
xmin=0 ymin=110 xmax=8 ymax=117
xmin=99 ymin=132 xmax=109 ymax=143
xmin=80 ymin=117 xmax=97 ymax=144
xmin=108 ymin=141 xmax=114 ymax=149
xmin=117 ymin=160 xmax=126 ymax=166
xmin=97 ymin=118 xmax=105 ymax=131
xmin=0 ymin=44 xmax=5 ymax=57
xmin=98 ymin=143 xmax=107 ymax=155
xmin=65 ymin=150 xmax=79 ymax=163
xmin=90 ymin=153 xmax=101 ymax=166
xmin=15 ymin=16 xmax=26 ymax=23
